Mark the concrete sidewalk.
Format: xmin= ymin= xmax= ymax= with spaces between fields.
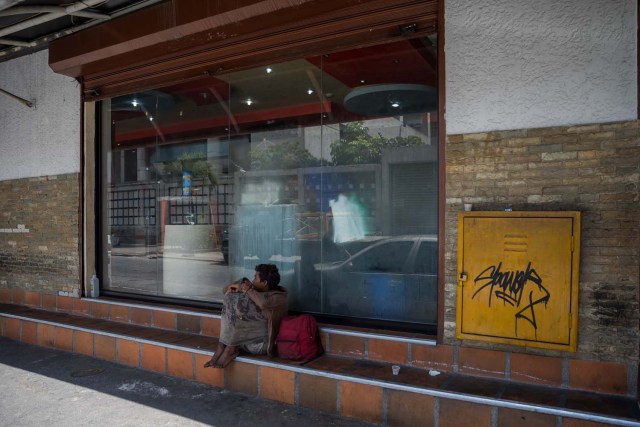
xmin=0 ymin=337 xmax=373 ymax=427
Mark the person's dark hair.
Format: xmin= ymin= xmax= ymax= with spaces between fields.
xmin=255 ymin=264 xmax=281 ymax=290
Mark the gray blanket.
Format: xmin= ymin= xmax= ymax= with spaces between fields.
xmin=219 ymin=292 xmax=268 ymax=347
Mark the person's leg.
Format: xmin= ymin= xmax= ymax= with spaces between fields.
xmin=212 ymin=345 xmax=239 ymax=368
xmin=203 ymin=341 xmax=226 ymax=368
xmin=214 ymin=340 xmax=266 ymax=368
xmin=205 ymin=292 xmax=235 ymax=368
xmin=242 ymin=340 xmax=267 ymax=356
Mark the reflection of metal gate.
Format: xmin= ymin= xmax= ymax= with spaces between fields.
xmin=457 ymin=211 xmax=581 ymax=351
xmin=390 ymin=163 xmax=437 ymax=235
xmin=109 ymin=185 xmax=156 ymax=226
xmin=166 ymin=181 xmax=233 ymax=226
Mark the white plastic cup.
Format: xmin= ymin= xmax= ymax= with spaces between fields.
xmin=392 ymin=365 xmax=401 ymax=375
xmin=464 ymin=203 xmax=472 ymax=211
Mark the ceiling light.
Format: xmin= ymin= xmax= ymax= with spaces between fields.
xmin=246 ymin=99 xmax=253 ymax=106
xmin=360 ymin=80 xmax=365 ymax=84
xmin=343 ymin=84 xmax=436 ymax=115
xmin=307 ymin=89 xmax=314 ymax=95
xmin=149 ymin=116 xmax=154 ymax=121
xmin=266 ymin=67 xmax=272 ymax=74
xmin=131 ymin=99 xmax=138 ymax=107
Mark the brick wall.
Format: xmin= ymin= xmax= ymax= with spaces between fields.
xmin=0 ymin=173 xmax=81 ymax=296
xmin=444 ymin=120 xmax=640 ymax=363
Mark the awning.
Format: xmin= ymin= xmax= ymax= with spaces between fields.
xmin=48 ymin=0 xmax=438 ymax=101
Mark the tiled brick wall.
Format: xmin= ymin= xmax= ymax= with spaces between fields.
xmin=444 ymin=120 xmax=640 ymax=364
xmin=0 ymin=173 xmax=81 ymax=296
xmin=0 ymin=290 xmax=635 ymax=396
xmin=4 ymin=312 xmax=625 ymax=426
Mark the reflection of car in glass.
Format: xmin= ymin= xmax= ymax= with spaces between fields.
xmin=315 ymin=235 xmax=437 ymax=324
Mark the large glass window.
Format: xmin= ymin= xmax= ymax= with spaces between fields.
xmin=100 ymin=36 xmax=439 ymax=330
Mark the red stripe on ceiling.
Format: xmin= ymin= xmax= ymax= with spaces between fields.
xmin=115 ymin=100 xmax=331 ymax=144
xmin=306 ymin=39 xmax=437 ymax=88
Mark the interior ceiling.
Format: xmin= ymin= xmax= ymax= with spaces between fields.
xmin=0 ymin=0 xmax=438 ymax=145
xmin=111 ymin=38 xmax=438 ymax=148
xmin=0 ymin=0 xmax=162 ymax=62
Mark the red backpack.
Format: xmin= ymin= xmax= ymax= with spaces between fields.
xmin=276 ymin=314 xmax=323 ymax=362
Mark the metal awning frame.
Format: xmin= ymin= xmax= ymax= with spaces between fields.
xmin=0 ymin=0 xmax=164 ymax=60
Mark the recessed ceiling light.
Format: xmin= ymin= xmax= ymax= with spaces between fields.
xmin=360 ymin=80 xmax=365 ymax=84
xmin=391 ymin=102 xmax=400 ymax=108
xmin=149 ymin=116 xmax=154 ymax=121
xmin=131 ymin=99 xmax=138 ymax=107
xmin=307 ymin=89 xmax=314 ymax=95
xmin=266 ymin=67 xmax=272 ymax=74
xmin=246 ymin=99 xmax=253 ymax=106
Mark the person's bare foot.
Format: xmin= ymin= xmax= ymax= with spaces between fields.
xmin=204 ymin=343 xmax=226 ymax=368
xmin=213 ymin=345 xmax=239 ymax=368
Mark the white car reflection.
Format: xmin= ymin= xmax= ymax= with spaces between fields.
xmin=314 ymin=235 xmax=438 ymax=324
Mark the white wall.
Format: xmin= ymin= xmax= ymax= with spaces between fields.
xmin=0 ymin=1 xmax=636 ymax=170
xmin=0 ymin=50 xmax=80 ymax=180
xmin=446 ymin=0 xmax=637 ymax=134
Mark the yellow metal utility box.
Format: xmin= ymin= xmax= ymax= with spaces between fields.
xmin=456 ymin=211 xmax=581 ymax=351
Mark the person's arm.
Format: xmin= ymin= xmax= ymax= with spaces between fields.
xmin=223 ymin=278 xmax=250 ymax=294
xmin=244 ymin=287 xmax=286 ymax=311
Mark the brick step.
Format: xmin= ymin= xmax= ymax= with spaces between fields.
xmin=1 ymin=303 xmax=639 ymax=426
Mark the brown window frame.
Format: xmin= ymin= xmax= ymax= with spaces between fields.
xmin=64 ymin=0 xmax=446 ymax=339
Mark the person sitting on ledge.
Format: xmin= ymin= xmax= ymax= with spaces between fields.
xmin=204 ymin=264 xmax=288 ymax=368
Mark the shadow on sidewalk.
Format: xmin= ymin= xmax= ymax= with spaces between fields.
xmin=0 ymin=337 xmax=372 ymax=427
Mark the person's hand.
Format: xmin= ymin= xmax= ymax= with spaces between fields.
xmin=240 ymin=280 xmax=253 ymax=293
xmin=227 ymin=284 xmax=241 ymax=293
xmin=226 ymin=281 xmax=252 ymax=294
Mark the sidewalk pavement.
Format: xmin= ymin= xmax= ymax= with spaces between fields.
xmin=0 ymin=337 xmax=373 ymax=427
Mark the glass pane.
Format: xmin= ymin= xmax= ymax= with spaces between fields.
xmin=101 ymin=94 xmax=161 ymax=296
xmin=99 ymin=34 xmax=438 ymax=327
xmin=316 ymin=38 xmax=438 ymax=324
xmin=224 ymin=59 xmax=324 ymax=302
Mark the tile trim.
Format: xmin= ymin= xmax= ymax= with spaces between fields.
xmin=82 ymin=298 xmax=221 ymax=319
xmin=310 ymin=328 xmax=435 ymax=345
xmin=82 ymin=298 xmax=437 ymax=345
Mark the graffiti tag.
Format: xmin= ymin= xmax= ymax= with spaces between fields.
xmin=472 ymin=261 xmax=550 ymax=336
